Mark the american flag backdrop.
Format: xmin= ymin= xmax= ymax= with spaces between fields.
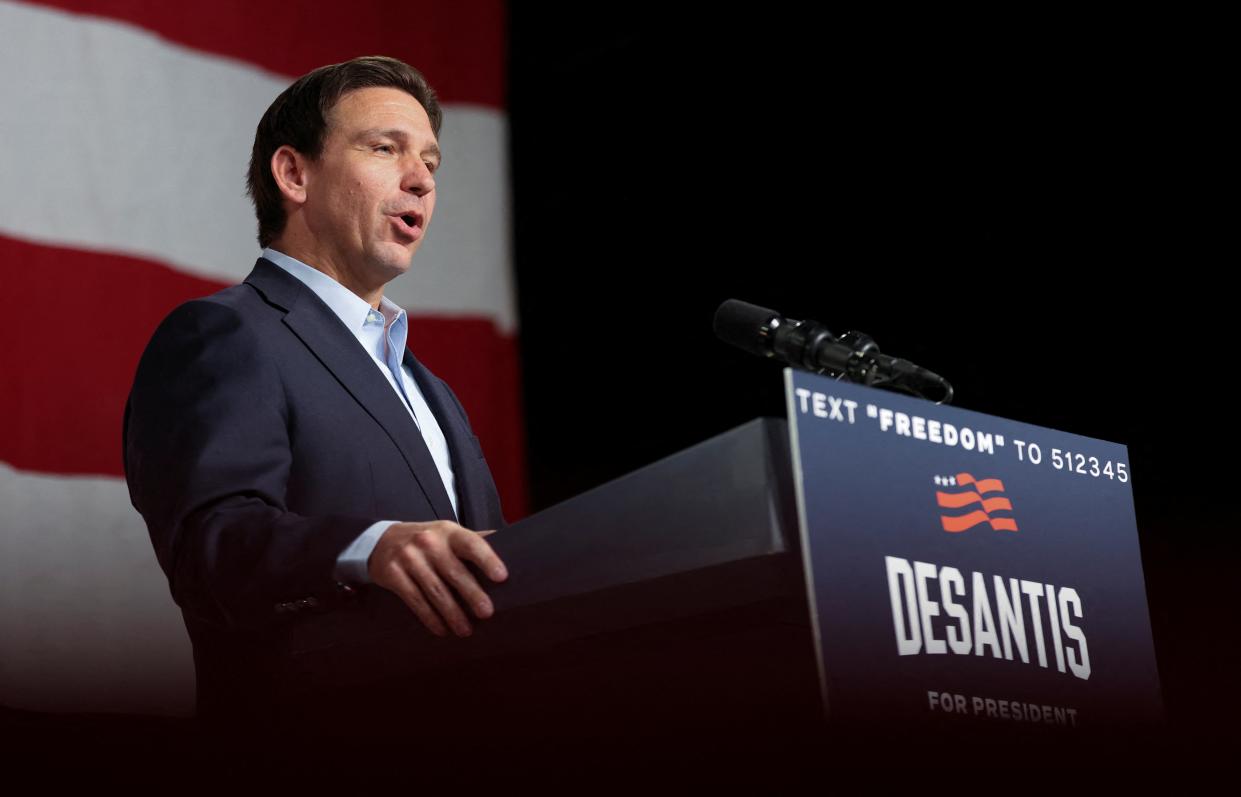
xmin=0 ymin=0 xmax=524 ymax=717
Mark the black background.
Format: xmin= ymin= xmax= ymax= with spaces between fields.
xmin=509 ymin=6 xmax=1232 ymax=765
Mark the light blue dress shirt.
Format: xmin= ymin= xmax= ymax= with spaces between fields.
xmin=261 ymin=248 xmax=459 ymax=584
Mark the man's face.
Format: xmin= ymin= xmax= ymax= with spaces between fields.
xmin=299 ymin=86 xmax=440 ymax=290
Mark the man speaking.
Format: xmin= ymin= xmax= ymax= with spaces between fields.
xmin=123 ymin=56 xmax=509 ymax=743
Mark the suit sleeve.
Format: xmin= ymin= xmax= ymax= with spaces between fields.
xmin=123 ymin=299 xmax=374 ymax=631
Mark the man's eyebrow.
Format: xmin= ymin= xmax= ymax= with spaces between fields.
xmin=355 ymin=128 xmax=441 ymax=160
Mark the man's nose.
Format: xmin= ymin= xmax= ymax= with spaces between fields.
xmin=403 ymin=159 xmax=435 ymax=196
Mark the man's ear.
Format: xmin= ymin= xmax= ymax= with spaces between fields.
xmin=271 ymin=145 xmax=310 ymax=205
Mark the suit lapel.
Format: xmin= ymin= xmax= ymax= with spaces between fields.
xmin=244 ymin=259 xmax=457 ymax=522
xmin=404 ymin=351 xmax=486 ymax=530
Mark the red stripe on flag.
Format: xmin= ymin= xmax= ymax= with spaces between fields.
xmin=23 ymin=0 xmax=507 ymax=107
xmin=0 ymin=234 xmax=227 ymax=478
xmin=0 ymin=234 xmax=528 ymax=518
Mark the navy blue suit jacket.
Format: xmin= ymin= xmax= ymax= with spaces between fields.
xmin=123 ymin=258 xmax=504 ymax=719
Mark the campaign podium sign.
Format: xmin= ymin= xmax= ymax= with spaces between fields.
xmin=785 ymin=369 xmax=1161 ymax=733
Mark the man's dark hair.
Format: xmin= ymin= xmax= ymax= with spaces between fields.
xmin=246 ymin=55 xmax=443 ymax=248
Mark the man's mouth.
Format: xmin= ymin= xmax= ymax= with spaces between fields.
xmin=391 ymin=211 xmax=422 ymax=240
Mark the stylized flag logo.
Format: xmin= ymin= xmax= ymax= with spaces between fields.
xmin=935 ymin=473 xmax=1018 ymax=533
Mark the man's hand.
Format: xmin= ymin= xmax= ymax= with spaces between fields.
xmin=368 ymin=520 xmax=507 ymax=637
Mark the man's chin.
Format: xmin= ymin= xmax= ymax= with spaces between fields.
xmin=373 ymin=246 xmax=416 ymax=281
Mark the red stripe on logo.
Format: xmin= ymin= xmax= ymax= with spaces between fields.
xmin=981 ymin=496 xmax=1012 ymax=513
xmin=956 ymin=473 xmax=1005 ymax=494
xmin=940 ymin=511 xmax=991 ymax=533
xmin=936 ymin=490 xmax=982 ymax=509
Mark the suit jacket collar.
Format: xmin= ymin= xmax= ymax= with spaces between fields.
xmin=244 ymin=257 xmax=459 ymax=522
xmin=401 ymin=351 xmax=493 ymax=531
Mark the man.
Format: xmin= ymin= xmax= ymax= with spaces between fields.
xmin=123 ymin=56 xmax=509 ymax=736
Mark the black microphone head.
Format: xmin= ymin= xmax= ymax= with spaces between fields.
xmin=713 ymin=299 xmax=781 ymax=358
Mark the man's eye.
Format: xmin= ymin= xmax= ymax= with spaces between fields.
xmin=425 ymin=161 xmax=439 ymax=173
xmin=374 ymin=144 xmax=395 ymax=154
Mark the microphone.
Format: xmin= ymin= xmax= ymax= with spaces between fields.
xmin=713 ymin=299 xmax=954 ymax=404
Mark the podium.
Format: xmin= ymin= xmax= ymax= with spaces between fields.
xmin=281 ymin=372 xmax=1159 ymax=765
xmin=283 ymin=417 xmax=824 ymax=748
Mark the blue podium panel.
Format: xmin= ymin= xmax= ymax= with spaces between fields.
xmin=785 ymin=369 xmax=1160 ymax=733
